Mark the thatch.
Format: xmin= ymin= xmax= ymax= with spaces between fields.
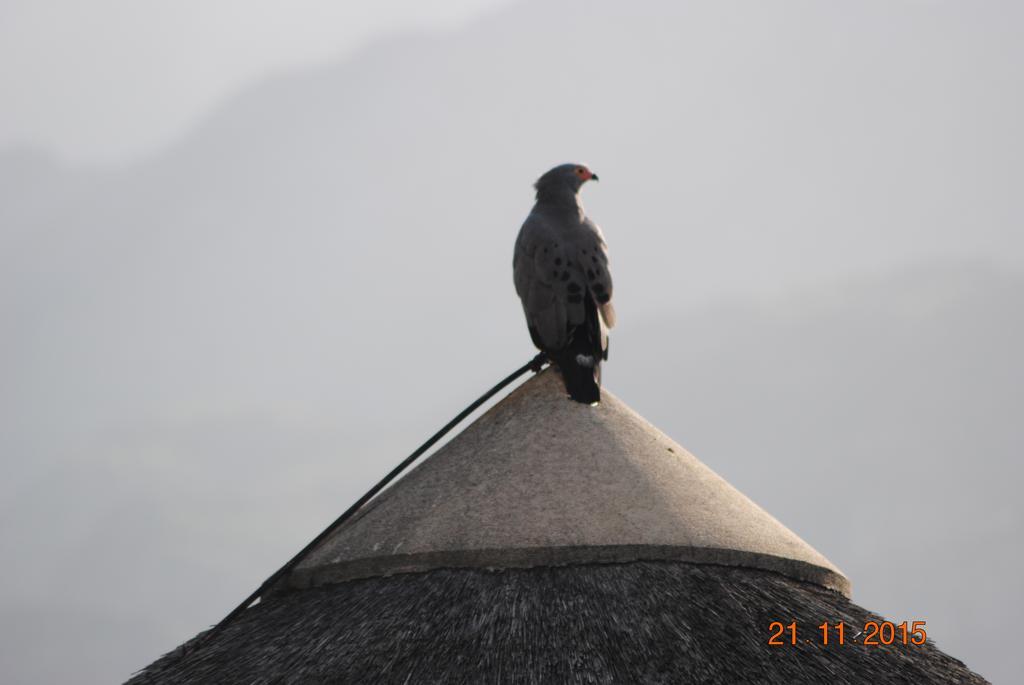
xmin=128 ymin=560 xmax=987 ymax=684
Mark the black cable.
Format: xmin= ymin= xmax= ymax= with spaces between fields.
xmin=187 ymin=352 xmax=548 ymax=653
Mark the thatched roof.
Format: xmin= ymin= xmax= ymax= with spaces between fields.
xmin=129 ymin=560 xmax=987 ymax=684
xmin=127 ymin=370 xmax=988 ymax=682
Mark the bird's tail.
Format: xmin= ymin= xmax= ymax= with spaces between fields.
xmin=552 ymin=350 xmax=601 ymax=404
xmin=551 ymin=291 xmax=604 ymax=404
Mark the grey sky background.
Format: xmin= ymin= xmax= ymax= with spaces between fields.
xmin=1 ymin=1 xmax=1021 ymax=683
xmin=0 ymin=0 xmax=512 ymax=163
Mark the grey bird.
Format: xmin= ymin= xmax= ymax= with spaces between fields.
xmin=513 ymin=163 xmax=615 ymax=403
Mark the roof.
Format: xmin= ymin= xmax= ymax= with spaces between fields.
xmin=128 ymin=561 xmax=987 ymax=685
xmin=127 ymin=368 xmax=989 ymax=683
xmin=288 ymin=368 xmax=848 ymax=596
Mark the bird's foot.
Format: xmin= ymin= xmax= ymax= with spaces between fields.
xmin=529 ymin=352 xmax=548 ymax=373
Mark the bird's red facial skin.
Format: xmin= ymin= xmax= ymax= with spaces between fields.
xmin=576 ymin=167 xmax=594 ymax=181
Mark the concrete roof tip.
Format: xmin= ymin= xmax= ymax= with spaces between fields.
xmin=290 ymin=368 xmax=850 ymax=596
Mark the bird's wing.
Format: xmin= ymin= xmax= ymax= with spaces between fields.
xmin=513 ymin=212 xmax=582 ymax=350
xmin=577 ymin=218 xmax=616 ymax=329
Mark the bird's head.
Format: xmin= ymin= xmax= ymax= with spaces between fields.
xmin=534 ymin=163 xmax=599 ymax=199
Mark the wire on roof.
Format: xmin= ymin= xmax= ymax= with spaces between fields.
xmin=186 ymin=352 xmax=549 ymax=655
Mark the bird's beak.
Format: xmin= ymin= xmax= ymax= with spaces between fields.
xmin=590 ymin=173 xmax=600 ymax=182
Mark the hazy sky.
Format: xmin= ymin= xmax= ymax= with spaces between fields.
xmin=1 ymin=1 xmax=1020 ymax=683
xmin=0 ymin=0 xmax=511 ymax=164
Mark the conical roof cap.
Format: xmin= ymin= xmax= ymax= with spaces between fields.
xmin=291 ymin=369 xmax=848 ymax=596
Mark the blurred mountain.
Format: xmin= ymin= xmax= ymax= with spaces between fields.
xmin=2 ymin=0 xmax=1022 ymax=471
xmin=3 ymin=260 xmax=1019 ymax=684
xmin=1 ymin=0 xmax=1021 ymax=683
xmin=614 ymin=261 xmax=1022 ymax=684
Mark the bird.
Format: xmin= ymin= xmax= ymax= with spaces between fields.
xmin=513 ymin=163 xmax=615 ymax=404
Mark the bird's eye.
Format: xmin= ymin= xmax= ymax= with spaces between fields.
xmin=576 ymin=168 xmax=584 ymax=175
